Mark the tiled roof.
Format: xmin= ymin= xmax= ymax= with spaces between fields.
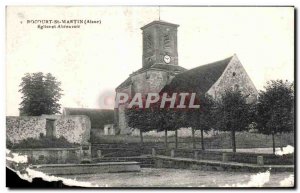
xmin=161 ymin=56 xmax=233 ymax=95
xmin=116 ymin=77 xmax=132 ymax=90
xmin=133 ymin=64 xmax=186 ymax=75
xmin=116 ymin=64 xmax=186 ymax=90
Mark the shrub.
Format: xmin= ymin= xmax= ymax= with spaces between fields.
xmin=7 ymin=136 xmax=79 ymax=149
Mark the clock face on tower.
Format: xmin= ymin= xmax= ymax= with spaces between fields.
xmin=163 ymin=55 xmax=171 ymax=64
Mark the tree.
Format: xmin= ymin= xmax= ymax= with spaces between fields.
xmin=126 ymin=107 xmax=142 ymax=144
xmin=19 ymin=72 xmax=63 ymax=116
xmin=215 ymin=89 xmax=252 ymax=153
xmin=156 ymin=107 xmax=186 ymax=149
xmin=126 ymin=106 xmax=152 ymax=146
xmin=186 ymin=95 xmax=216 ymax=150
xmin=256 ymin=80 xmax=294 ymax=154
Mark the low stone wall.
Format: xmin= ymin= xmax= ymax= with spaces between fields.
xmin=31 ymin=162 xmax=141 ymax=175
xmin=153 ymin=156 xmax=294 ymax=172
xmin=154 ymin=148 xmax=294 ymax=165
xmin=92 ymin=156 xmax=154 ymax=168
xmin=6 ymin=115 xmax=91 ymax=144
xmin=91 ymin=144 xmax=150 ymax=158
xmin=12 ymin=147 xmax=82 ymax=164
xmin=130 ymin=128 xmax=218 ymax=138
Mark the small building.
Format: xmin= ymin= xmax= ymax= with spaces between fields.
xmin=63 ymin=108 xmax=116 ymax=136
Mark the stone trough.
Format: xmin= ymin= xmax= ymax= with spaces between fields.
xmin=30 ymin=161 xmax=141 ymax=175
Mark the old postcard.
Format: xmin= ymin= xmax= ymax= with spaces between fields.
xmin=6 ymin=6 xmax=295 ymax=188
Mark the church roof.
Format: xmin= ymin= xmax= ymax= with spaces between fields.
xmin=151 ymin=64 xmax=187 ymax=72
xmin=161 ymin=56 xmax=233 ymax=95
xmin=116 ymin=77 xmax=132 ymax=90
xmin=134 ymin=64 xmax=186 ymax=75
xmin=63 ymin=108 xmax=114 ymax=129
xmin=116 ymin=64 xmax=187 ymax=90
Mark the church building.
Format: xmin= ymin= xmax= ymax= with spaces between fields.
xmin=115 ymin=20 xmax=258 ymax=134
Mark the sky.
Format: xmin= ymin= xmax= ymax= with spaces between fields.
xmin=6 ymin=6 xmax=294 ymax=116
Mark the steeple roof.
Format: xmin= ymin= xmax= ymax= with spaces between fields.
xmin=141 ymin=20 xmax=179 ymax=30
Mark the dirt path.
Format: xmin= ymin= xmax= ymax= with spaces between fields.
xmin=62 ymin=168 xmax=294 ymax=187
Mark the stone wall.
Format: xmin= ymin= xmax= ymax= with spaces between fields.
xmin=153 ymin=148 xmax=294 ymax=166
xmin=207 ymin=55 xmax=258 ymax=103
xmin=11 ymin=147 xmax=81 ymax=164
xmin=6 ymin=115 xmax=91 ymax=144
xmin=32 ymin=162 xmax=141 ymax=175
xmin=153 ymin=156 xmax=293 ymax=172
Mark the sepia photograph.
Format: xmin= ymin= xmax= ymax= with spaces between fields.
xmin=5 ymin=6 xmax=295 ymax=188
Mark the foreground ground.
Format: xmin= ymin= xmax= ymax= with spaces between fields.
xmin=62 ymin=168 xmax=294 ymax=188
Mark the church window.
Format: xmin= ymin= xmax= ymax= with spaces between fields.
xmin=163 ymin=33 xmax=171 ymax=49
xmin=146 ymin=72 xmax=150 ymax=79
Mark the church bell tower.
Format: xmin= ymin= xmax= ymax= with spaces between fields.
xmin=141 ymin=20 xmax=179 ymax=68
